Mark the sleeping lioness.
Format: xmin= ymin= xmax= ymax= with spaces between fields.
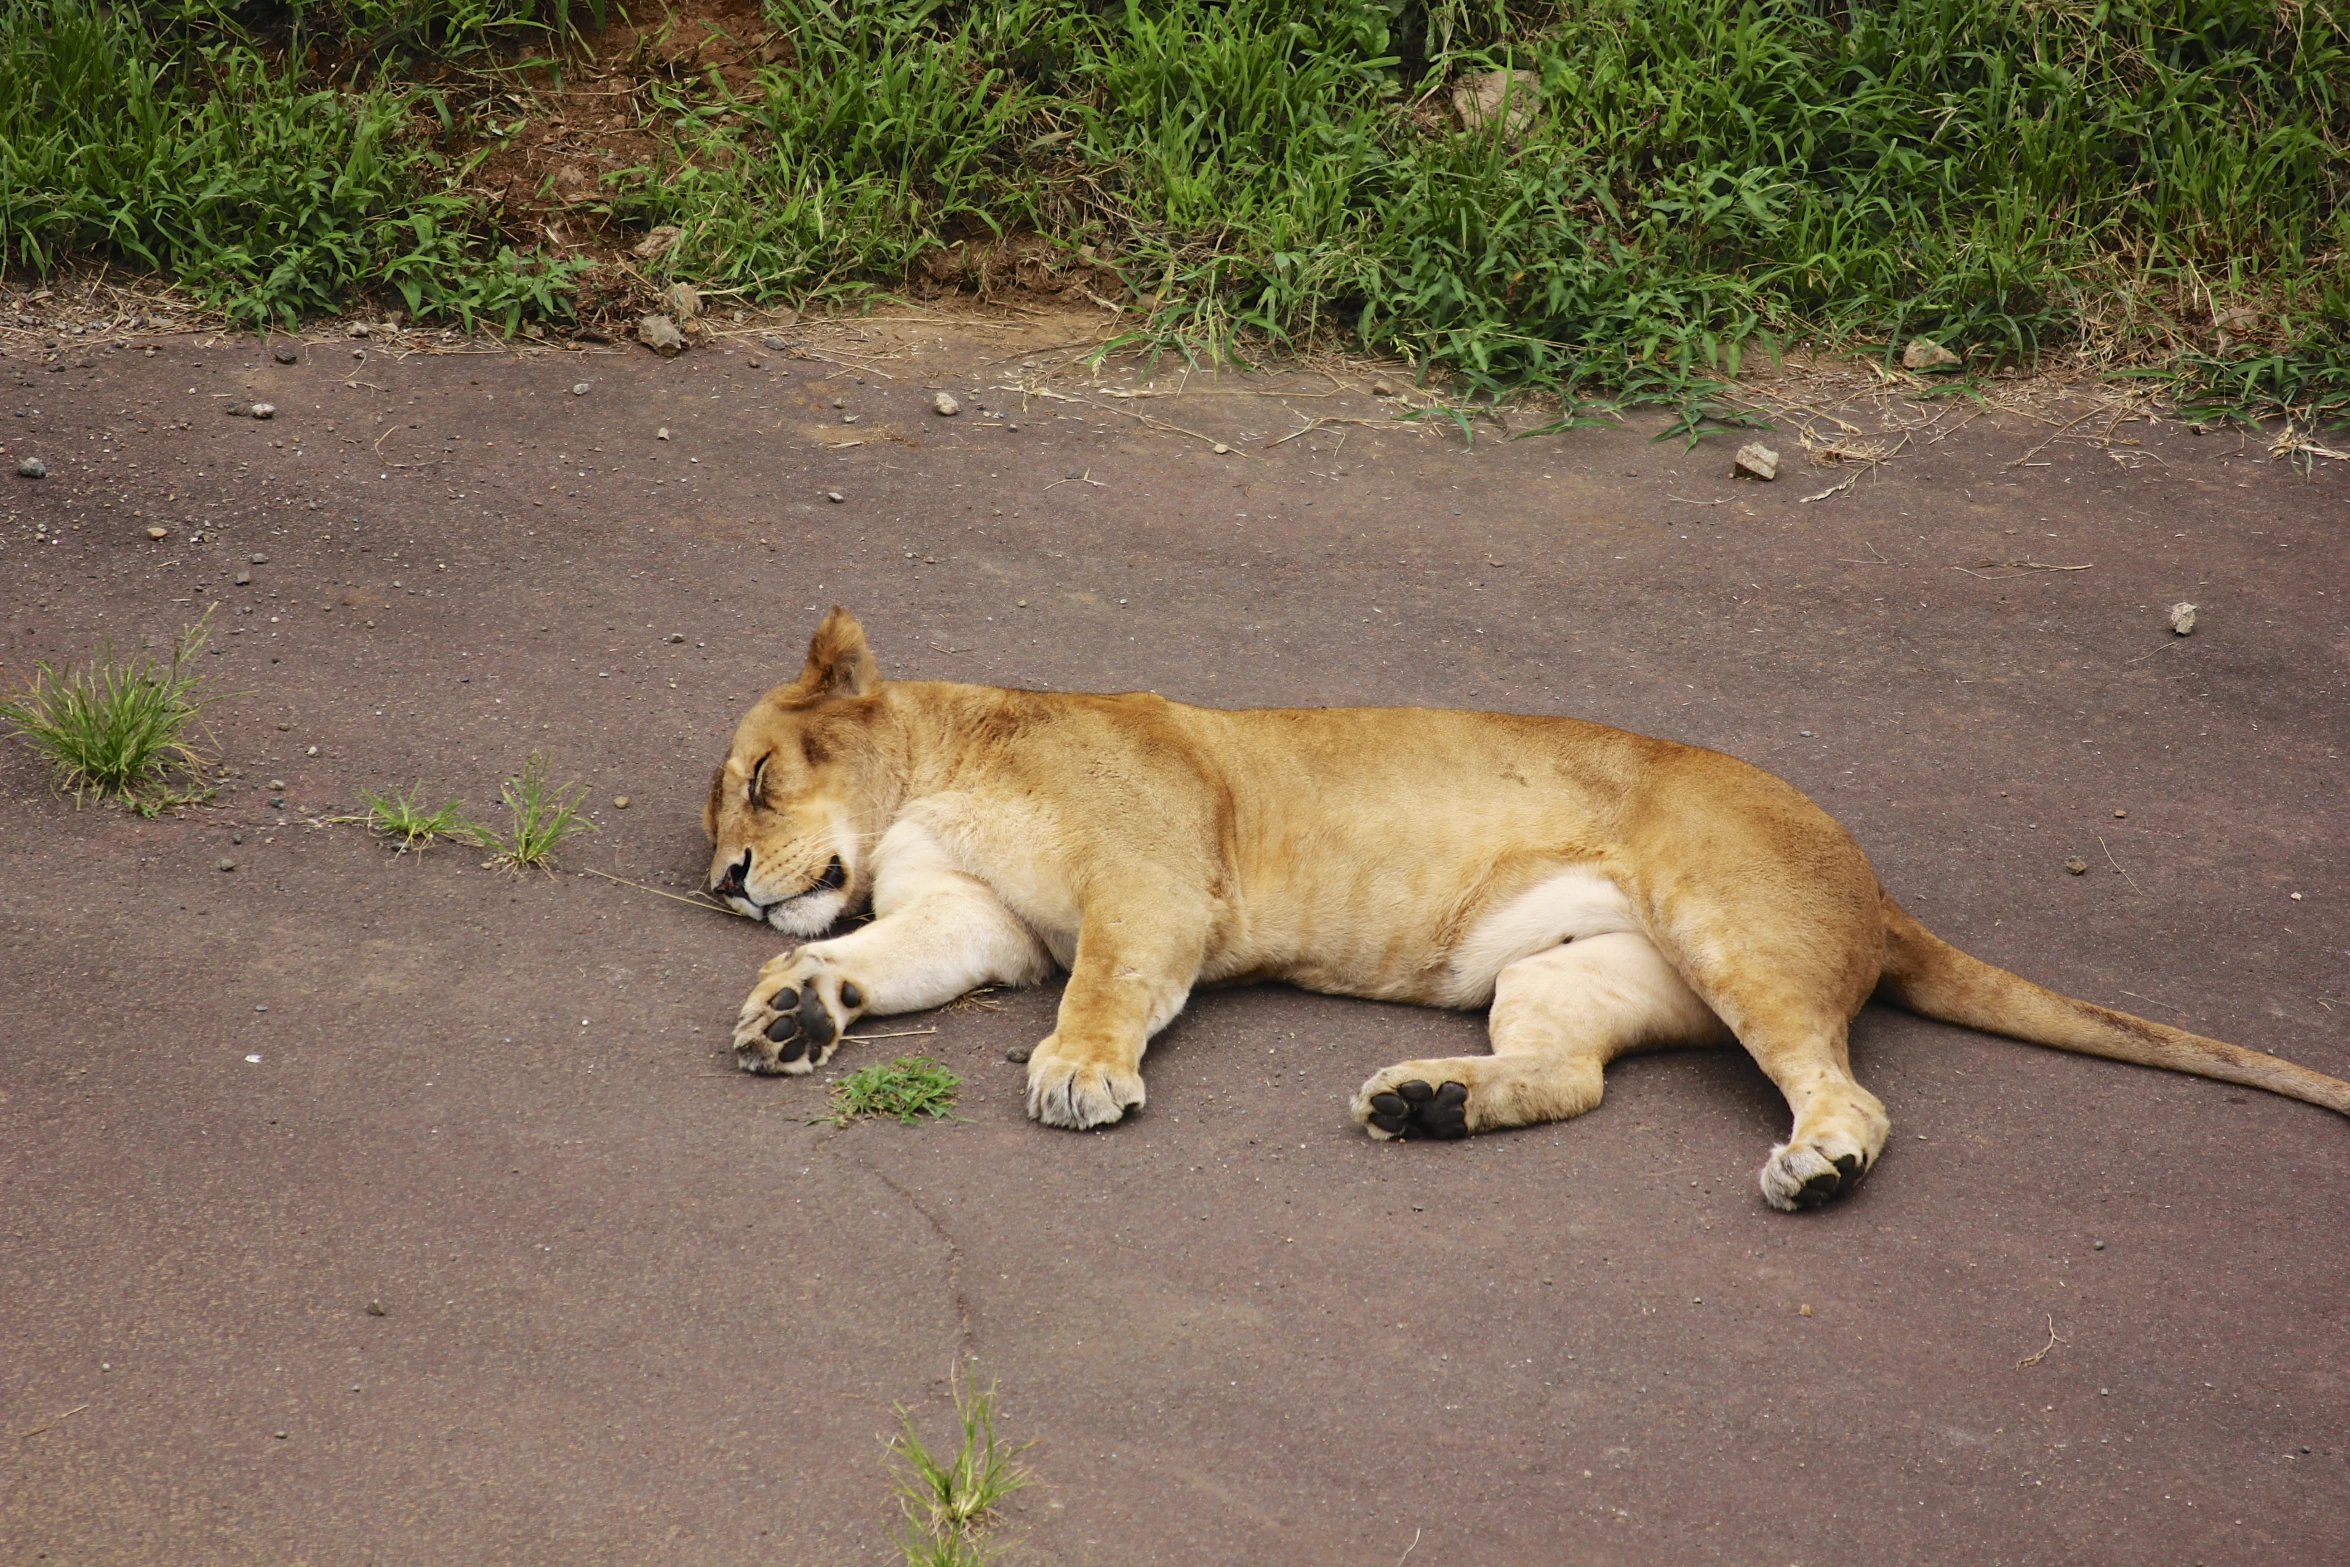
xmin=705 ymin=609 xmax=2349 ymax=1209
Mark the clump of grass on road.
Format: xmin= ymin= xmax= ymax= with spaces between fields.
xmin=828 ymin=1057 xmax=963 ymax=1128
xmin=886 ymin=1363 xmax=1031 ymax=1567
xmin=0 ymin=609 xmax=217 ymax=811
xmin=468 ymin=750 xmax=595 ymax=871
xmin=356 ymin=782 xmax=474 ymax=853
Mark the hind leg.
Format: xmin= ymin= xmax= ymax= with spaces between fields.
xmin=1352 ymin=933 xmax=1729 ymax=1140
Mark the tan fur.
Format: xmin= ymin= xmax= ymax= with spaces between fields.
xmin=708 ymin=610 xmax=2349 ymax=1210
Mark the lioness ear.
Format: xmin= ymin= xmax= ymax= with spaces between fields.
xmin=796 ymin=606 xmax=878 ymax=700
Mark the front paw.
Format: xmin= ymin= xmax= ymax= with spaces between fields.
xmin=733 ymin=958 xmax=866 ymax=1075
xmin=1024 ymin=1035 xmax=1144 ymax=1129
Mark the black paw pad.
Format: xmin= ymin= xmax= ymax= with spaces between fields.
xmin=839 ymin=980 xmax=863 ymax=1010
xmin=1372 ymin=1079 xmax=1472 ymax=1140
xmin=1792 ymin=1152 xmax=1868 ymax=1209
xmin=796 ymin=985 xmax=838 ymax=1053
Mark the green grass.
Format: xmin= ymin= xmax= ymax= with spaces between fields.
xmin=826 ymin=1056 xmax=964 ymax=1127
xmin=467 ymin=750 xmax=595 ymax=870
xmin=0 ymin=0 xmax=585 ymax=330
xmin=0 ymin=609 xmax=217 ymax=811
xmin=613 ymin=0 xmax=2350 ymax=427
xmin=356 ymin=781 xmax=474 ymax=852
xmin=4 ymin=1 xmax=2345 ymax=421
xmin=885 ymin=1364 xmax=1031 ymax=1567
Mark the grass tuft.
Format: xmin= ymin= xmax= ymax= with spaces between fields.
xmin=467 ymin=750 xmax=595 ymax=871
xmin=356 ymin=781 xmax=473 ymax=852
xmin=827 ymin=1056 xmax=964 ymax=1128
xmin=0 ymin=608 xmax=217 ymax=811
xmin=886 ymin=1363 xmax=1032 ymax=1567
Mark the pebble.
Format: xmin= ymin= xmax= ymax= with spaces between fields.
xmin=572 ymin=382 xmax=591 ymax=397
xmin=1212 ymin=442 xmax=1231 ymax=455
xmin=612 ymin=795 xmax=630 ymax=809
xmin=637 ymin=314 xmax=686 ymax=357
xmin=825 ymin=490 xmax=844 ymax=503
xmin=348 ymin=321 xmax=371 ymax=337
xmin=273 ymin=347 xmax=298 ymax=364
xmin=2093 ymin=1239 xmax=2105 ymax=1250
xmin=217 ymin=857 xmax=237 ymax=872
xmin=226 ymin=402 xmax=253 ymax=417
xmin=2168 ymin=601 xmax=2197 ymax=636
xmin=665 ymin=632 xmax=685 ymax=643
xmin=763 ymin=334 xmax=789 ymax=352
xmin=656 ymin=427 xmax=670 ymax=440
xmin=933 ymin=391 xmax=960 ymax=416
xmin=1005 ymin=1044 xmax=1032 ymax=1064
xmin=365 ymin=1299 xmax=387 ymax=1316
xmin=1371 ymin=379 xmax=1396 ymax=397
xmin=235 ymin=570 xmax=251 ymax=585
xmin=16 ymin=457 xmax=46 ymax=478
xmin=250 ymin=403 xmax=275 ymax=420
xmin=147 ymin=526 xmax=168 ymax=540
xmin=842 ymin=413 xmax=858 ymax=424
xmin=1734 ymin=441 xmax=1781 ymax=481
xmin=1902 ymin=337 xmax=1962 ymax=371
xmin=251 ymin=553 xmax=269 ymax=564
xmin=2065 ymin=856 xmax=2089 ymax=875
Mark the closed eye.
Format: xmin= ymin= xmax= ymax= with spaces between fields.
xmin=748 ymin=752 xmax=770 ymax=807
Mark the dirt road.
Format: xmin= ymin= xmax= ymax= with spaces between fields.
xmin=4 ymin=314 xmax=2345 ymax=1564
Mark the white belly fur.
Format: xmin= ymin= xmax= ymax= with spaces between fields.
xmin=1440 ymin=867 xmax=1644 ymax=1009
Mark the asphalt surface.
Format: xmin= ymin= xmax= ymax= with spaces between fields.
xmin=4 ymin=313 xmax=2346 ymax=1565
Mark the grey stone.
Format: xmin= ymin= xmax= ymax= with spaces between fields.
xmin=637 ymin=315 xmax=686 ymax=357
xmin=16 ymin=457 xmax=46 ymax=478
xmin=1734 ymin=442 xmax=1781 ymax=481
xmin=1902 ymin=337 xmax=1962 ymax=371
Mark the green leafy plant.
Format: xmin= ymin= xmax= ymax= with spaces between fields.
xmin=0 ymin=608 xmax=217 ymax=811
xmin=467 ymin=750 xmax=595 ymax=871
xmin=826 ymin=1056 xmax=964 ymax=1128
xmin=886 ymin=1362 xmax=1032 ymax=1567
xmin=355 ymin=781 xmax=473 ymax=852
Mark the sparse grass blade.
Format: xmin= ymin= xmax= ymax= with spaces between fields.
xmin=827 ymin=1057 xmax=963 ymax=1128
xmin=886 ymin=1362 xmax=1032 ymax=1567
xmin=356 ymin=782 xmax=473 ymax=852
xmin=0 ymin=608 xmax=217 ymax=811
xmin=469 ymin=750 xmax=595 ymax=871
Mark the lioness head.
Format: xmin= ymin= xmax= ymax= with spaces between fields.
xmin=703 ymin=607 xmax=883 ymax=933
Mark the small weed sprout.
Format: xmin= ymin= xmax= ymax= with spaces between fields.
xmin=0 ymin=608 xmax=218 ymax=811
xmin=827 ymin=1057 xmax=962 ymax=1128
xmin=357 ymin=783 xmax=473 ymax=853
xmin=469 ymin=751 xmax=595 ymax=871
xmin=886 ymin=1364 xmax=1031 ymax=1567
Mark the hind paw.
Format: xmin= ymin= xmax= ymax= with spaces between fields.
xmin=1356 ymin=1077 xmax=1470 ymax=1141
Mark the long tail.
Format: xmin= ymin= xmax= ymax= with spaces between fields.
xmin=1875 ymin=896 xmax=2350 ymax=1115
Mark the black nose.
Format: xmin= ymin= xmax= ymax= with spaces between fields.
xmin=712 ymin=850 xmax=750 ymax=897
xmin=814 ymin=854 xmax=845 ymax=892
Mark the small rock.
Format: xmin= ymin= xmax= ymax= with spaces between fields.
xmin=234 ymin=570 xmax=251 ymax=586
xmin=1370 ymin=378 xmax=1397 ymax=397
xmin=763 ymin=333 xmax=790 ymax=352
xmin=147 ymin=526 xmax=168 ymax=540
xmin=273 ymin=346 xmax=298 ymax=364
xmin=1452 ymin=68 xmax=1541 ymax=135
xmin=2065 ymin=856 xmax=2090 ymax=875
xmin=225 ymin=402 xmax=252 ymax=417
xmin=274 ymin=1431 xmax=288 ymax=1441
xmin=571 ymin=382 xmax=591 ymax=397
xmin=637 ymin=314 xmax=686 ymax=357
xmin=665 ymin=632 xmax=685 ymax=643
xmin=1902 ymin=337 xmax=1962 ymax=371
xmin=933 ymin=391 xmax=961 ymax=417
xmin=251 ymin=553 xmax=269 ymax=564
xmin=18 ymin=456 xmax=48 ymax=478
xmin=365 ymin=1300 xmax=387 ymax=1317
xmin=656 ymin=427 xmax=670 ymax=441
xmin=633 ymin=225 xmax=683 ymax=260
xmin=250 ymin=403 xmax=274 ymax=420
xmin=347 ymin=322 xmax=371 ymax=338
xmin=825 ymin=490 xmax=844 ymax=503
xmin=217 ymin=857 xmax=237 ymax=872
xmin=1006 ymin=1044 xmax=1032 ymax=1064
xmin=2168 ymin=601 xmax=2197 ymax=636
xmin=612 ymin=795 xmax=630 ymax=809
xmin=1212 ymin=442 xmax=1232 ymax=455
xmin=269 ymin=776 xmax=286 ymax=787
xmin=661 ymin=281 xmax=703 ymax=321
xmin=1734 ymin=441 xmax=1781 ymax=481
xmin=841 ymin=414 xmax=858 ymax=425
